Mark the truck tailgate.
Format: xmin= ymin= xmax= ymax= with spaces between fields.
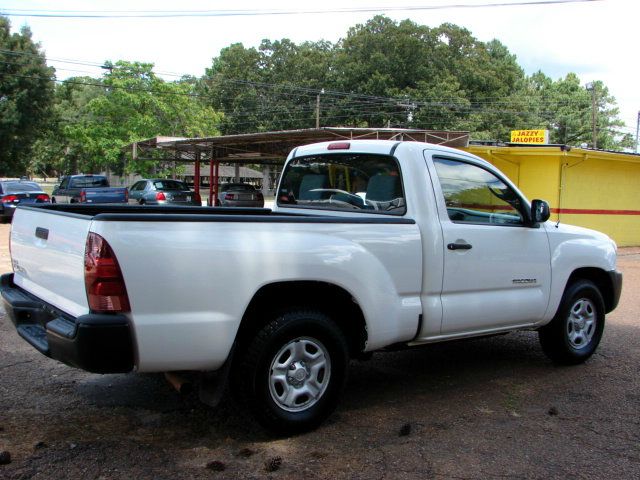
xmin=10 ymin=207 xmax=91 ymax=317
xmin=83 ymin=188 xmax=128 ymax=203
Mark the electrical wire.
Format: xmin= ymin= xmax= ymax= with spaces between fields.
xmin=0 ymin=1 xmax=604 ymax=19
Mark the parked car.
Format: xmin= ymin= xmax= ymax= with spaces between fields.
xmin=128 ymin=179 xmax=200 ymax=206
xmin=52 ymin=175 xmax=128 ymax=204
xmin=218 ymin=183 xmax=264 ymax=207
xmin=0 ymin=180 xmax=49 ymax=222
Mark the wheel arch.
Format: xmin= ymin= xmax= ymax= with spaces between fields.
xmin=566 ymin=267 xmax=616 ymax=313
xmin=237 ymin=281 xmax=368 ymax=358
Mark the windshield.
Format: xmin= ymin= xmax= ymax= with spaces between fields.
xmin=277 ymin=153 xmax=406 ymax=215
xmin=2 ymin=182 xmax=43 ymax=193
xmin=153 ymin=180 xmax=188 ymax=191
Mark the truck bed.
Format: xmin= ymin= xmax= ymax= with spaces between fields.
xmin=18 ymin=204 xmax=415 ymax=224
xmin=8 ymin=202 xmax=422 ymax=372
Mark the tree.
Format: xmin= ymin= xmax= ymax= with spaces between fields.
xmin=199 ymin=15 xmax=632 ymax=149
xmin=0 ymin=16 xmax=55 ymax=176
xmin=62 ymin=61 xmax=222 ymax=175
xmin=200 ymin=40 xmax=334 ymax=134
xmin=514 ymin=73 xmax=633 ymax=149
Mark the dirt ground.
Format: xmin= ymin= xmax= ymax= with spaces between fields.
xmin=0 ymin=222 xmax=638 ymax=479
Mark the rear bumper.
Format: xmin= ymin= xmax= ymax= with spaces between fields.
xmin=1 ymin=273 xmax=134 ymax=373
xmin=219 ymin=200 xmax=264 ymax=208
xmin=1 ymin=204 xmax=17 ymax=219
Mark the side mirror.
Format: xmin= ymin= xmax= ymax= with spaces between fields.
xmin=531 ymin=199 xmax=550 ymax=224
xmin=52 ymin=184 xmax=60 ymax=194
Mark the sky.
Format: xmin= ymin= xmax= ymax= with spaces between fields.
xmin=1 ymin=0 xmax=638 ymax=140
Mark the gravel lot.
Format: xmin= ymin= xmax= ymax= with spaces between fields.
xmin=0 ymin=222 xmax=638 ymax=479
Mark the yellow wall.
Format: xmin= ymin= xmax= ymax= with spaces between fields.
xmin=462 ymin=145 xmax=640 ymax=246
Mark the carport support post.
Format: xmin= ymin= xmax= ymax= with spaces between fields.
xmin=262 ymin=165 xmax=271 ymax=198
xmin=213 ymin=160 xmax=220 ymax=206
xmin=194 ymin=151 xmax=201 ymax=204
xmin=208 ymin=158 xmax=214 ymax=206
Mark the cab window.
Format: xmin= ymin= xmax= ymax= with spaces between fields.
xmin=277 ymin=154 xmax=405 ymax=215
xmin=433 ymin=158 xmax=524 ymax=226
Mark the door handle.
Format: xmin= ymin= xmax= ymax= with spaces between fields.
xmin=447 ymin=242 xmax=472 ymax=250
xmin=35 ymin=227 xmax=49 ymax=240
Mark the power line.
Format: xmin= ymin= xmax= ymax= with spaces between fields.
xmin=1 ymin=68 xmax=625 ymax=125
xmin=0 ymin=49 xmax=622 ymax=113
xmin=0 ymin=1 xmax=603 ymax=18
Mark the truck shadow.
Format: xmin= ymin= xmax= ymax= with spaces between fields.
xmin=71 ymin=326 xmax=630 ymax=443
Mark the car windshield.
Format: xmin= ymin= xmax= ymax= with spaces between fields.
xmin=153 ymin=180 xmax=188 ymax=191
xmin=2 ymin=182 xmax=42 ymax=193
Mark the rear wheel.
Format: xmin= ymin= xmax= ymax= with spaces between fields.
xmin=233 ymin=309 xmax=349 ymax=434
xmin=539 ymin=280 xmax=605 ymax=365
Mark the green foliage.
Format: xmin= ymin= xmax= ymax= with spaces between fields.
xmin=200 ymin=40 xmax=333 ymax=134
xmin=60 ymin=61 xmax=222 ymax=175
xmin=200 ymin=15 xmax=631 ymax=150
xmin=0 ymin=16 xmax=55 ymax=176
xmin=2 ymin=14 xmax=634 ymax=176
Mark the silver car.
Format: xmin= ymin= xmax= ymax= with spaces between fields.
xmin=128 ymin=179 xmax=200 ymax=206
xmin=218 ymin=183 xmax=264 ymax=207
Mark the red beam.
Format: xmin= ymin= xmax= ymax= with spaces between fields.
xmin=213 ymin=161 xmax=220 ymax=206
xmin=194 ymin=151 xmax=201 ymax=203
xmin=208 ymin=160 xmax=214 ymax=206
xmin=552 ymin=208 xmax=640 ymax=216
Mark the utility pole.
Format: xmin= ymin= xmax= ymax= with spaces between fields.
xmin=586 ymin=82 xmax=597 ymax=149
xmin=636 ymin=110 xmax=640 ymax=153
xmin=315 ymin=88 xmax=324 ymax=129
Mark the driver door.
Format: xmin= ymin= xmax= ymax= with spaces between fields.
xmin=430 ymin=155 xmax=551 ymax=335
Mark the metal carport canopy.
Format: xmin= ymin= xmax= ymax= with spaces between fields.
xmin=132 ymin=127 xmax=469 ymax=205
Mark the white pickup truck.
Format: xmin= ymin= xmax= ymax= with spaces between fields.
xmin=1 ymin=140 xmax=622 ymax=433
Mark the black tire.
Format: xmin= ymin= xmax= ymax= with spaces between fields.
xmin=50 ymin=197 xmax=56 ymax=204
xmin=233 ymin=309 xmax=349 ymax=434
xmin=539 ymin=279 xmax=605 ymax=365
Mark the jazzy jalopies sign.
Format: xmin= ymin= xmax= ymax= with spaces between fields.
xmin=510 ymin=129 xmax=550 ymax=144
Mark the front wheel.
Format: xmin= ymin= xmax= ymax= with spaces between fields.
xmin=233 ymin=309 xmax=349 ymax=434
xmin=539 ymin=280 xmax=605 ymax=365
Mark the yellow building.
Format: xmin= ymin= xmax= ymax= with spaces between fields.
xmin=461 ymin=144 xmax=640 ymax=247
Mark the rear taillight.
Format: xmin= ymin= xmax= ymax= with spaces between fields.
xmin=36 ymin=194 xmax=50 ymax=202
xmin=2 ymin=195 xmax=18 ymax=203
xmin=155 ymin=192 xmax=166 ymax=201
xmin=80 ymin=190 xmax=86 ymax=202
xmin=224 ymin=193 xmax=236 ymax=200
xmin=124 ymin=190 xmax=129 ymax=202
xmin=84 ymin=232 xmax=130 ymax=313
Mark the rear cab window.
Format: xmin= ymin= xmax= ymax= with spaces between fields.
xmin=69 ymin=176 xmax=109 ymax=188
xmin=277 ymin=153 xmax=406 ymax=215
